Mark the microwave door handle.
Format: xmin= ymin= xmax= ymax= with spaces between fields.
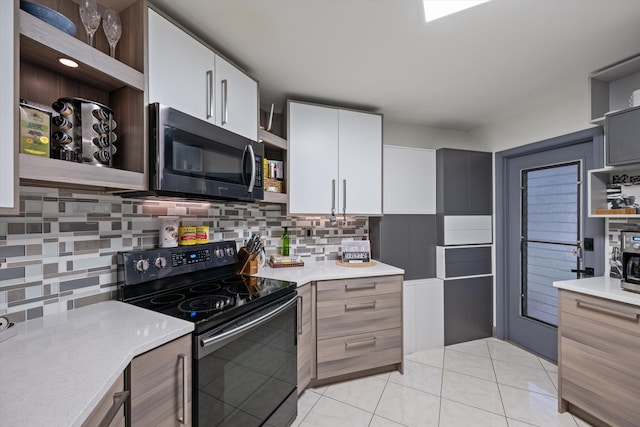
xmin=246 ymin=144 xmax=256 ymax=192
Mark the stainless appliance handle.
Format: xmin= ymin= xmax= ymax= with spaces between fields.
xmin=247 ymin=144 xmax=256 ymax=192
xmin=222 ymin=79 xmax=228 ymax=125
xmin=97 ymin=390 xmax=129 ymax=427
xmin=200 ymin=295 xmax=297 ymax=348
xmin=575 ymin=298 xmax=640 ymax=321
xmin=178 ymin=353 xmax=188 ymax=424
xmin=206 ymin=70 xmax=214 ymax=119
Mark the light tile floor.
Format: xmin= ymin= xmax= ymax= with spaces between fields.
xmin=293 ymin=337 xmax=592 ymax=427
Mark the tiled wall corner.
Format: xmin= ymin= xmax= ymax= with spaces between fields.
xmin=0 ymin=186 xmax=368 ymax=323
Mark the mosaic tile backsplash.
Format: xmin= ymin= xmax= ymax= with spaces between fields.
xmin=0 ymin=186 xmax=368 ymax=324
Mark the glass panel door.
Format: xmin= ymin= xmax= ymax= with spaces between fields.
xmin=521 ymin=162 xmax=581 ymax=326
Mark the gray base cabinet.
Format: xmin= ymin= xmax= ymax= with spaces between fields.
xmin=558 ymin=290 xmax=640 ymax=426
xmin=129 ymin=334 xmax=192 ymax=427
xmin=443 ymin=276 xmax=493 ymax=345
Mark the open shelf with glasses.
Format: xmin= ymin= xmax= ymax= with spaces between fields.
xmin=17 ymin=0 xmax=146 ymax=191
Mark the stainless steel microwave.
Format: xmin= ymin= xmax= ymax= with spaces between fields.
xmin=126 ymin=103 xmax=263 ymax=202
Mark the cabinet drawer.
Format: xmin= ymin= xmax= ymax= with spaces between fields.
xmin=316 ymin=275 xmax=402 ymax=301
xmin=316 ymin=327 xmax=402 ymax=380
xmin=436 ymin=246 xmax=492 ymax=278
xmin=559 ymin=290 xmax=640 ymax=336
xmin=317 ymin=293 xmax=401 ymax=340
xmin=561 ymin=336 xmax=640 ymax=426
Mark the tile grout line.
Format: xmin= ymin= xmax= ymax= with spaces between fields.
xmin=487 ymin=339 xmax=511 ymax=426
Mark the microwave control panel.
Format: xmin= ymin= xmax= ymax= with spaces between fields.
xmin=254 ymin=155 xmax=263 ymax=188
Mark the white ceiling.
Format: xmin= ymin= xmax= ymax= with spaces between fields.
xmin=149 ymin=0 xmax=640 ymax=131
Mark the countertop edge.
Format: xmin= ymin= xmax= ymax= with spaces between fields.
xmin=553 ymin=276 xmax=640 ymax=307
xmin=74 ymin=321 xmax=194 ymax=427
xmin=253 ymin=259 xmax=405 ymax=286
xmin=0 ymin=300 xmax=194 ymax=427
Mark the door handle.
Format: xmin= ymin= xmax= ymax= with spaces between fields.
xmin=571 ymin=267 xmax=594 ymax=277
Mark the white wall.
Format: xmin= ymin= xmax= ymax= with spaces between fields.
xmin=471 ymin=76 xmax=597 ymax=152
xmin=383 ymin=120 xmax=473 ymax=150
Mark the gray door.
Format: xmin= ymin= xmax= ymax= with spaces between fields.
xmin=496 ymin=129 xmax=604 ymax=362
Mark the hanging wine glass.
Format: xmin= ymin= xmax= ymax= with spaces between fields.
xmin=102 ymin=9 xmax=122 ymax=58
xmin=79 ymin=0 xmax=101 ymax=47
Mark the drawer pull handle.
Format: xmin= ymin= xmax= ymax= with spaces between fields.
xmin=178 ymin=353 xmax=188 ymax=424
xmin=97 ymin=390 xmax=129 ymax=427
xmin=345 ymin=283 xmax=376 ymax=291
xmin=345 ymin=336 xmax=377 ymax=348
xmin=575 ymin=299 xmax=640 ymax=321
xmin=297 ymin=295 xmax=303 ymax=335
xmin=345 ymin=301 xmax=376 ymax=311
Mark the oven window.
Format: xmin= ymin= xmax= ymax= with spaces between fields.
xmin=165 ymin=127 xmax=248 ymax=185
xmin=195 ymin=302 xmax=297 ymax=426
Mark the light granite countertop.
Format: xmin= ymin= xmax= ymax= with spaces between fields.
xmin=0 ymin=300 xmax=193 ymax=427
xmin=253 ymin=258 xmax=405 ymax=285
xmin=0 ymin=260 xmax=402 ymax=427
xmin=553 ymin=276 xmax=640 ymax=307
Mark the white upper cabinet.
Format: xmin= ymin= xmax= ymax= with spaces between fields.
xmin=288 ymin=101 xmax=382 ymax=216
xmin=148 ymin=8 xmax=258 ymax=140
xmin=0 ymin=0 xmax=17 ymax=212
xmin=338 ymin=109 xmax=382 ymax=215
xmin=383 ymin=146 xmax=436 ymax=214
xmin=148 ymin=8 xmax=215 ymax=124
xmin=214 ymin=55 xmax=258 ymax=141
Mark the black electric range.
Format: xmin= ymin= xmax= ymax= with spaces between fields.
xmin=118 ymin=241 xmax=299 ymax=426
xmin=117 ymin=241 xmax=296 ymax=334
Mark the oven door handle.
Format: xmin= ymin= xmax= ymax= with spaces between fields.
xmin=200 ymin=295 xmax=297 ymax=348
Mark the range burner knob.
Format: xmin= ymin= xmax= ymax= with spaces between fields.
xmin=215 ymin=248 xmax=224 ymax=258
xmin=135 ymin=259 xmax=149 ymax=273
xmin=154 ymin=256 xmax=167 ymax=269
xmin=225 ymin=247 xmax=235 ymax=256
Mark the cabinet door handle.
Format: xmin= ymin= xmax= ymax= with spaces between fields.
xmin=342 ymin=179 xmax=346 ymax=221
xmin=222 ymin=79 xmax=228 ymax=125
xmin=178 ymin=353 xmax=188 ymax=424
xmin=297 ymin=295 xmax=303 ymax=335
xmin=206 ymin=70 xmax=214 ymax=119
xmin=97 ymin=390 xmax=129 ymax=427
xmin=331 ymin=179 xmax=336 ymax=219
xmin=575 ymin=298 xmax=640 ymax=321
xmin=345 ymin=282 xmax=377 ymax=291
xmin=345 ymin=336 xmax=376 ymax=348
xmin=345 ymin=301 xmax=376 ymax=311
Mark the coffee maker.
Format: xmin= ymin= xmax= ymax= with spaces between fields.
xmin=620 ymin=230 xmax=640 ymax=292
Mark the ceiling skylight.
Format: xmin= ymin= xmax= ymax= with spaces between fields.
xmin=423 ymin=0 xmax=491 ymax=23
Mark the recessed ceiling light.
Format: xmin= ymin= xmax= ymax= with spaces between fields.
xmin=58 ymin=58 xmax=78 ymax=68
xmin=423 ymin=0 xmax=491 ymax=23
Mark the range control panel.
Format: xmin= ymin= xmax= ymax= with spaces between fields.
xmin=118 ymin=241 xmax=237 ymax=286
